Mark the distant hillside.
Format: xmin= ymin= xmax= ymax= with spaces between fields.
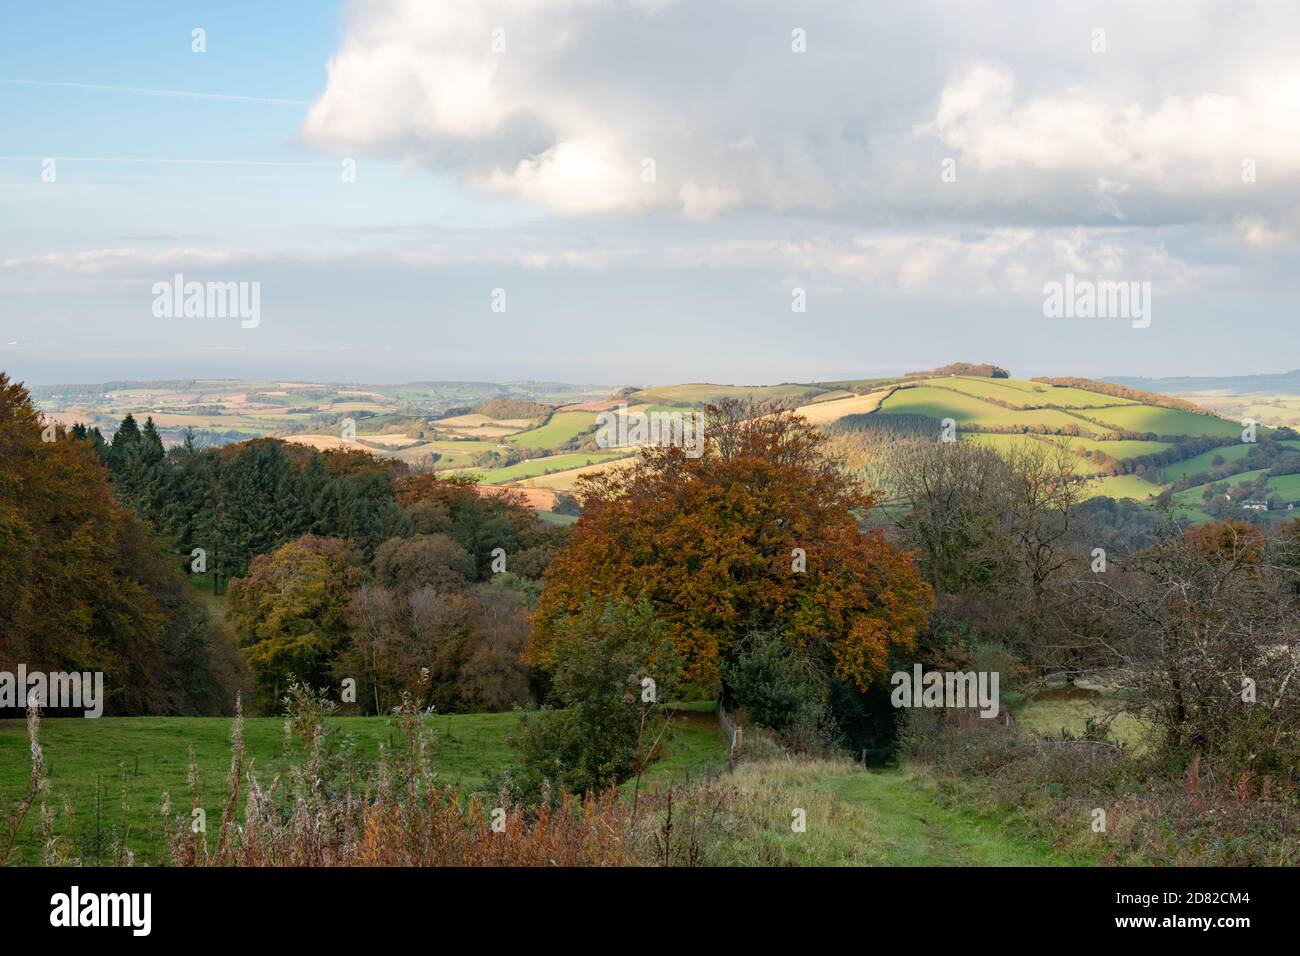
xmin=1105 ymin=370 xmax=1300 ymax=396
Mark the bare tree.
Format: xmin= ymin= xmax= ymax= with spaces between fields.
xmin=1067 ymin=523 xmax=1300 ymax=766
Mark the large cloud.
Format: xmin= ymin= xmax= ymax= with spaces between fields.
xmin=300 ymin=0 xmax=1300 ymax=231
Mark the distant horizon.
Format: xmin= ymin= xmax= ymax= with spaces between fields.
xmin=14 ymin=361 xmax=1300 ymax=393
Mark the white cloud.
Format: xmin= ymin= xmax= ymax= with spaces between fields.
xmin=300 ymin=0 xmax=1300 ymax=233
xmin=3 ymin=227 xmax=1214 ymax=300
xmin=920 ymin=63 xmax=1300 ymax=193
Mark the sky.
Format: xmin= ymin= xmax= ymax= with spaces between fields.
xmin=1 ymin=0 xmax=1298 ymax=387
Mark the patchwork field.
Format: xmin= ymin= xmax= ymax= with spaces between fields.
xmin=1158 ymin=443 xmax=1254 ymax=482
xmin=34 ymin=372 xmax=1281 ymax=519
xmin=1083 ymin=473 xmax=1166 ymax=501
xmin=506 ymin=410 xmax=600 ymax=449
xmin=794 ymin=389 xmax=893 ymax=425
xmin=521 ymin=456 xmax=639 ymax=491
xmin=859 ymin=376 xmax=1286 ymax=516
xmin=468 ymin=451 xmax=630 ymax=485
xmin=1084 ymin=404 xmax=1242 ymax=438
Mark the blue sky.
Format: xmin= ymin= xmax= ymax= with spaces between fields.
xmin=2 ymin=0 xmax=1298 ymax=386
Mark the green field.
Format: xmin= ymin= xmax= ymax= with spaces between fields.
xmin=965 ymin=433 xmax=1053 ymax=453
xmin=706 ymin=759 xmax=1074 ymax=866
xmin=467 ymin=451 xmax=630 ymax=485
xmin=880 ymin=386 xmax=1114 ymax=436
xmin=0 ymin=708 xmax=727 ymax=865
xmin=1086 ymin=404 xmax=1242 ymax=438
xmin=506 ymin=411 xmax=599 ymax=451
xmin=1263 ymin=472 xmax=1300 ymax=503
xmin=872 ymin=378 xmax=1248 ymax=509
xmin=1168 ymin=468 xmax=1272 ymax=522
xmin=1062 ymin=437 xmax=1171 ymax=459
xmin=1083 ymin=473 xmax=1166 ymax=500
xmin=1158 ymin=442 xmax=1254 ymax=482
xmin=967 ymin=436 xmax=1172 ymax=476
xmin=925 ymin=377 xmax=1135 ymax=409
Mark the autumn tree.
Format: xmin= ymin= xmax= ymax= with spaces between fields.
xmin=528 ymin=402 xmax=933 ymax=697
xmin=0 ymin=373 xmax=243 ymax=715
xmin=228 ymin=534 xmax=367 ymax=709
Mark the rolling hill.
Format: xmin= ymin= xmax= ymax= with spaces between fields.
xmin=29 ymin=367 xmax=1300 ymax=522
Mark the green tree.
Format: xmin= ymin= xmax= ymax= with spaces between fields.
xmin=227 ymin=534 xmax=367 ymax=709
xmin=510 ymin=599 xmax=681 ymax=804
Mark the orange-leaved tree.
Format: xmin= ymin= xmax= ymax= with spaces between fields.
xmin=527 ymin=401 xmax=933 ymax=690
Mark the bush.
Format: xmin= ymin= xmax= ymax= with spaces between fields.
xmin=508 ymin=600 xmax=681 ymax=804
xmin=725 ymin=633 xmax=824 ymax=737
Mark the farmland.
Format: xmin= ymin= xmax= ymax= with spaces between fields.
xmin=30 ymin=370 xmax=1300 ymax=522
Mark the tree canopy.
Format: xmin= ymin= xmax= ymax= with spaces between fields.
xmin=528 ymin=402 xmax=933 ymax=690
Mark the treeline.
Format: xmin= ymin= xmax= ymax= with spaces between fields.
xmin=908 ymin=362 xmax=1010 ymax=379
xmin=472 ymin=396 xmax=551 ymax=419
xmin=1030 ymin=376 xmax=1210 ymax=414
xmin=101 ymin=421 xmax=567 ymax=715
xmin=1 ymin=375 xmax=243 ymax=716
xmin=94 ymin=416 xmax=411 ymax=586
xmin=224 ymin=472 xmax=563 ymax=714
xmin=874 ymin=436 xmax=1300 ymax=775
xmin=4 ymin=373 xmax=569 ymax=717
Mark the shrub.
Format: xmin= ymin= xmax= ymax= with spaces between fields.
xmin=509 ymin=600 xmax=681 ymax=805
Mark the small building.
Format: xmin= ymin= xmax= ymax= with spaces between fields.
xmin=1241 ymin=499 xmax=1269 ymax=511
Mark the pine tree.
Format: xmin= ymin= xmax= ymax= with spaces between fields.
xmin=109 ymin=413 xmax=141 ymax=470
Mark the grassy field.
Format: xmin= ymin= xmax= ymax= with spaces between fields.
xmin=471 ymin=451 xmax=629 ymax=485
xmin=522 ymin=456 xmax=637 ymax=491
xmin=793 ymin=389 xmax=892 ymax=425
xmin=1169 ymin=468 xmax=1269 ymax=521
xmin=1083 ymin=473 xmax=1166 ymax=500
xmin=863 ymin=377 xmax=1252 ymax=510
xmin=925 ymin=377 xmax=1135 ymax=409
xmin=700 ymin=759 xmax=1074 ymax=866
xmin=1086 ymin=404 xmax=1242 ymax=438
xmin=0 ymin=707 xmax=727 ymax=865
xmin=879 ymin=386 xmax=1117 ymax=436
xmin=1011 ymin=690 xmax=1151 ymax=751
xmin=1158 ymin=442 xmax=1254 ymax=481
xmin=506 ymin=411 xmax=599 ymax=450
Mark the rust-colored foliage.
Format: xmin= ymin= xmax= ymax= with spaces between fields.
xmin=528 ymin=403 xmax=933 ymax=689
xmin=1183 ymin=519 xmax=1266 ymax=563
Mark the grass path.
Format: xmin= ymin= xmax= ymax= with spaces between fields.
xmin=826 ymin=769 xmax=1071 ymax=865
xmin=712 ymin=759 xmax=1073 ymax=866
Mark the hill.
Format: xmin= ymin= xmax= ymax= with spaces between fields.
xmin=29 ymin=370 xmax=1300 ymax=521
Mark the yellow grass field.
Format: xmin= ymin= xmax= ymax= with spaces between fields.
xmin=794 ymin=390 xmax=891 ymax=425
xmin=522 ymin=456 xmax=638 ymax=491
xmin=281 ymin=434 xmax=358 ymax=452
